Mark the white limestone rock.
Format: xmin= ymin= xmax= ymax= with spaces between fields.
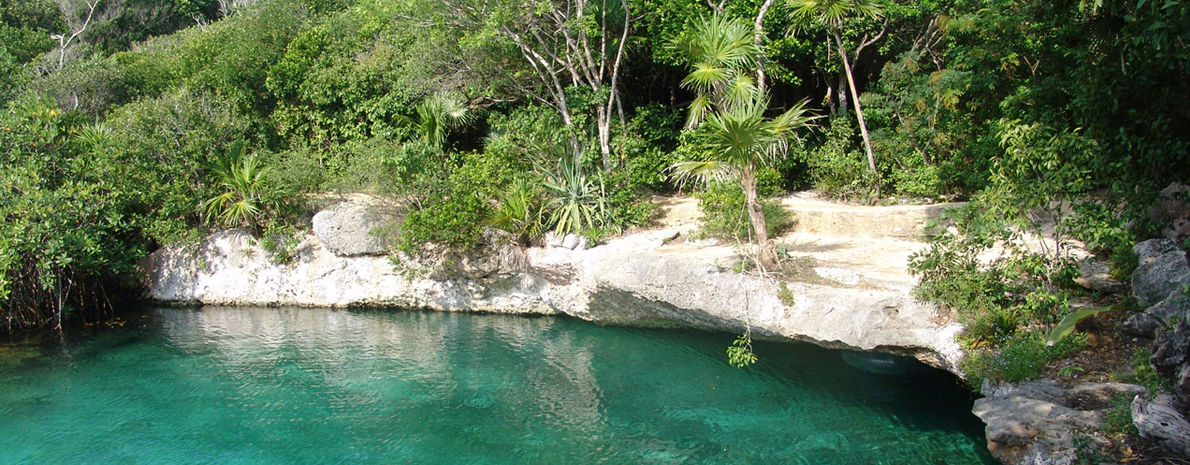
xmin=142 ymin=225 xmax=965 ymax=373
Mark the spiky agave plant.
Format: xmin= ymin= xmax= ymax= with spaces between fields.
xmin=541 ymin=157 xmax=610 ymax=237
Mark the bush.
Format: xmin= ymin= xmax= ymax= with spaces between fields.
xmin=101 ymin=88 xmax=250 ymax=244
xmin=0 ymin=95 xmax=144 ymax=331
xmin=806 ymin=117 xmax=880 ymax=202
xmin=613 ymin=104 xmax=683 ymax=192
xmin=483 ymin=105 xmax=572 ymax=167
xmin=397 ymin=149 xmax=524 ymax=253
xmin=694 ymin=172 xmax=791 ymax=241
xmin=961 ymin=331 xmax=1087 ymax=389
xmin=399 ymin=192 xmax=488 ymax=253
xmin=488 ymin=180 xmax=546 ymax=246
xmin=1101 ymin=393 xmax=1138 ymax=436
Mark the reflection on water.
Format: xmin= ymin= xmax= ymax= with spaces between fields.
xmin=0 ymin=307 xmax=995 ymax=464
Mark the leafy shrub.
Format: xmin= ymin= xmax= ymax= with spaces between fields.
xmin=0 ymin=95 xmax=144 ymax=331
xmin=398 ymin=192 xmax=488 ymax=253
xmin=542 ymin=157 xmax=611 ymax=236
xmin=727 ymin=333 xmax=757 ymax=368
xmin=488 ymin=180 xmax=545 ymax=246
xmin=614 ymin=103 xmax=683 ymax=192
xmin=806 ymin=117 xmax=880 ymax=202
xmin=263 ymin=145 xmax=328 ymax=195
xmin=202 ymin=141 xmax=279 ymax=233
xmin=599 ymin=168 xmax=656 ymax=233
xmin=1128 ymin=349 xmax=1167 ymax=395
xmin=397 ymin=149 xmax=522 ymax=253
xmin=483 ymin=105 xmax=572 ymax=167
xmin=1101 ymin=393 xmax=1138 ymax=436
xmin=693 ymin=171 xmax=790 ymax=241
xmin=961 ymin=331 xmax=1087 ymax=389
xmin=910 ymin=200 xmax=1086 ymax=350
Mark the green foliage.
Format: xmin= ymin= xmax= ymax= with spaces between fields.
xmin=542 ymin=157 xmax=612 ymax=237
xmin=961 ymin=331 xmax=1087 ymax=389
xmin=805 ymin=117 xmax=878 ymax=202
xmin=0 ymin=0 xmax=1184 ymax=339
xmin=483 ymin=105 xmax=572 ymax=167
xmin=101 ymin=88 xmax=250 ymax=244
xmin=399 ymin=192 xmax=488 ymax=253
xmin=179 ymin=1 xmax=307 ymax=116
xmin=727 ymin=332 xmax=758 ymax=368
xmin=614 ymin=104 xmax=683 ymax=192
xmin=865 ymin=50 xmax=986 ymax=198
xmin=259 ymin=223 xmax=303 ymax=265
xmin=202 ymin=141 xmax=280 ymax=233
xmin=488 ymin=180 xmax=546 ymax=246
xmin=0 ymin=0 xmax=62 ymax=64
xmin=668 ymin=13 xmax=759 ymax=128
xmin=602 ymin=169 xmax=656 ymax=231
xmin=910 ymin=117 xmax=1109 ymax=380
xmin=1129 ymin=349 xmax=1166 ymax=395
xmin=694 ymin=177 xmax=792 ymax=241
xmin=0 ymin=95 xmax=142 ymax=331
xmin=777 ymin=282 xmax=796 ymax=306
xmin=1100 ymin=392 xmax=1137 ymax=436
xmin=407 ymin=91 xmax=475 ymax=149
xmin=397 ymin=149 xmax=523 ymax=253
xmin=909 ymin=203 xmax=1081 ymax=349
xmin=34 ymin=56 xmax=133 ymax=116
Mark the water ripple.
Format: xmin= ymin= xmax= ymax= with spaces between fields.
xmin=0 ymin=307 xmax=995 ymax=464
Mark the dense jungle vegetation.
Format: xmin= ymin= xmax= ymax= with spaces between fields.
xmin=1 ymin=0 xmax=1188 ymax=384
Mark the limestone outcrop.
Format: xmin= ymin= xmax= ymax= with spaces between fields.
xmin=141 ymin=199 xmax=965 ymax=373
xmin=974 ymin=380 xmax=1146 ymax=465
xmin=311 ymin=196 xmax=402 ymax=256
xmin=1131 ymin=239 xmax=1190 ymax=306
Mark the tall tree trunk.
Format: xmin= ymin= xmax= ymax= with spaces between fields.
xmin=836 ymin=71 xmax=849 ymax=115
xmin=742 ymin=169 xmax=778 ymax=271
xmin=596 ymin=105 xmax=612 ymax=172
xmin=834 ymin=32 xmax=877 ymax=174
xmin=754 ymin=0 xmax=776 ymax=91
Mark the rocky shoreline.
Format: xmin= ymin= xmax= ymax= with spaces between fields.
xmin=139 ymin=195 xmax=1190 ymax=464
xmin=141 ymin=195 xmax=965 ymax=372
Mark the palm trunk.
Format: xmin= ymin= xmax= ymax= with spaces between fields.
xmin=834 ymin=32 xmax=877 ymax=174
xmin=742 ymin=169 xmax=778 ymax=271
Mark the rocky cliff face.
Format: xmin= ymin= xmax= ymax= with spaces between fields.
xmin=141 ymin=197 xmax=965 ymax=373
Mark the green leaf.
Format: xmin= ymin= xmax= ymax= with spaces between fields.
xmin=1046 ymin=306 xmax=1111 ymax=346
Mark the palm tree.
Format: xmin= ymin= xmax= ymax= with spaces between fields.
xmin=787 ymin=0 xmax=884 ymax=174
xmin=673 ymin=93 xmax=817 ymax=271
xmin=672 ymin=14 xmax=818 ymax=271
xmin=670 ymin=14 xmax=759 ymax=128
xmin=202 ymin=141 xmax=272 ymax=234
xmin=409 ymin=91 xmax=474 ymax=149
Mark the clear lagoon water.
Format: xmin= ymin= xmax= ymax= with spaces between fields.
xmin=0 ymin=307 xmax=995 ymax=464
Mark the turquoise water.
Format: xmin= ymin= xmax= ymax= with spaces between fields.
xmin=0 ymin=307 xmax=995 ymax=464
